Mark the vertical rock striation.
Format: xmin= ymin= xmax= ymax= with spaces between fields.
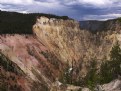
xmin=33 ymin=17 xmax=121 ymax=65
xmin=0 ymin=16 xmax=121 ymax=90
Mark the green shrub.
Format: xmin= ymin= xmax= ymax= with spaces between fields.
xmin=118 ymin=17 xmax=121 ymax=23
xmin=84 ymin=59 xmax=99 ymax=90
xmin=0 ymin=85 xmax=7 ymax=91
xmin=59 ymin=61 xmax=72 ymax=84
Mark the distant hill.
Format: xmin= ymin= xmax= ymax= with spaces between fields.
xmin=0 ymin=10 xmax=70 ymax=34
xmin=80 ymin=18 xmax=121 ymax=33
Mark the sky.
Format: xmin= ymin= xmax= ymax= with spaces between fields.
xmin=0 ymin=0 xmax=121 ymax=20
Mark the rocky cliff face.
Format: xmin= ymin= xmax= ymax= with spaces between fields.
xmin=33 ymin=17 xmax=81 ymax=64
xmin=0 ymin=34 xmax=65 ymax=91
xmin=33 ymin=17 xmax=121 ymax=65
xmin=0 ymin=16 xmax=121 ymax=91
xmin=33 ymin=17 xmax=121 ymax=81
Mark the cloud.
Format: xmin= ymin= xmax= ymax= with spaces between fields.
xmin=0 ymin=0 xmax=121 ymax=20
xmin=0 ymin=0 xmax=34 ymax=5
xmin=59 ymin=0 xmax=115 ymax=7
xmin=81 ymin=13 xmax=121 ymax=20
xmin=0 ymin=0 xmax=76 ymax=16
xmin=78 ymin=0 xmax=112 ymax=7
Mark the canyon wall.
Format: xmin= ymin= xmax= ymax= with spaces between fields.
xmin=0 ymin=34 xmax=64 ymax=91
xmin=33 ymin=17 xmax=121 ymax=64
xmin=0 ymin=16 xmax=121 ymax=90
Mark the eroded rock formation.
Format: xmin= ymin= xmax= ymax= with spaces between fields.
xmin=0 ymin=16 xmax=121 ymax=91
xmin=33 ymin=17 xmax=121 ymax=65
xmin=0 ymin=34 xmax=64 ymax=91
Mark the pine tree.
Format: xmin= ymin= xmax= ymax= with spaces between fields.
xmin=109 ymin=41 xmax=121 ymax=77
xmin=100 ymin=41 xmax=121 ymax=84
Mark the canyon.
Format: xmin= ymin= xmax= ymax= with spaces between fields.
xmin=0 ymin=13 xmax=121 ymax=91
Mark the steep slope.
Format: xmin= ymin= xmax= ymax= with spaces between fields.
xmin=33 ymin=17 xmax=81 ymax=64
xmin=33 ymin=17 xmax=121 ymax=64
xmin=80 ymin=18 xmax=121 ymax=32
xmin=80 ymin=20 xmax=104 ymax=32
xmin=0 ymin=34 xmax=65 ymax=91
xmin=0 ymin=15 xmax=121 ymax=91
xmin=33 ymin=17 xmax=121 ymax=80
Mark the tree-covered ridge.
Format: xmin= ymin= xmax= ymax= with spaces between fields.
xmin=0 ymin=10 xmax=70 ymax=34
